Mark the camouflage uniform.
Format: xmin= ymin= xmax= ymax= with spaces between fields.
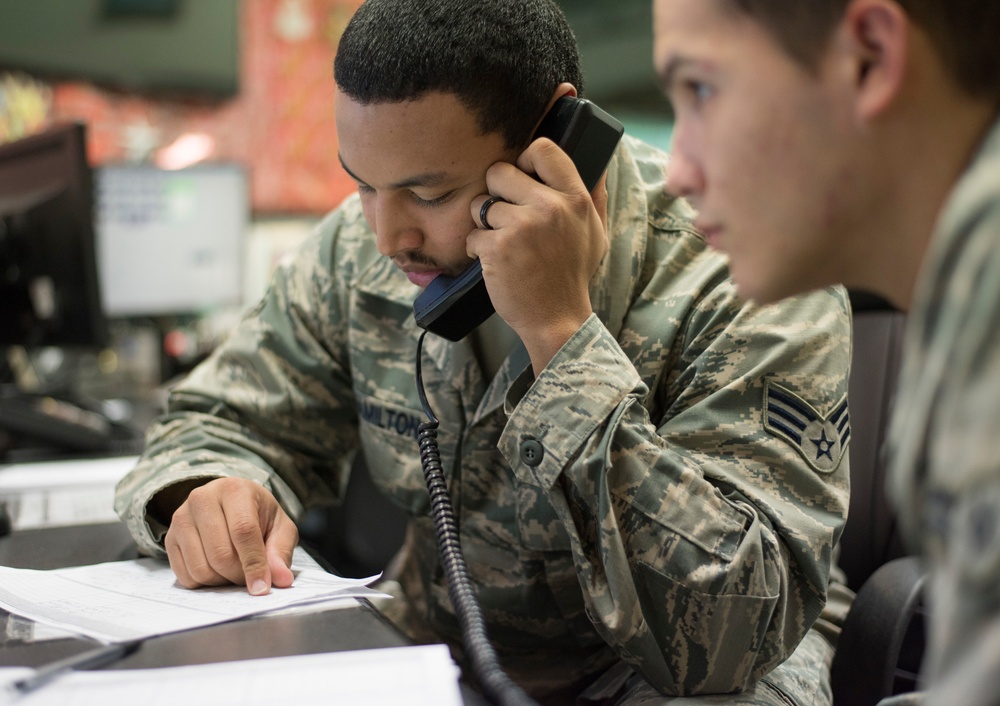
xmin=886 ymin=115 xmax=1000 ymax=706
xmin=115 ymin=136 xmax=852 ymax=705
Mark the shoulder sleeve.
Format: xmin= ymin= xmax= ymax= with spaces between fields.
xmin=115 ymin=203 xmax=367 ymax=556
xmin=500 ymin=217 xmax=852 ymax=693
xmin=889 ymin=143 xmax=1000 ymax=706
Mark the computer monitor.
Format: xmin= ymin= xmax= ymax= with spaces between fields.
xmin=0 ymin=122 xmax=107 ymax=348
xmin=0 ymin=0 xmax=240 ymax=99
xmin=95 ymin=163 xmax=247 ymax=318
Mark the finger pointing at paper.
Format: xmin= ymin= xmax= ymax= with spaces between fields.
xmin=164 ymin=477 xmax=298 ymax=595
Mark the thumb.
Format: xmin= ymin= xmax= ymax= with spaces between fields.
xmin=591 ymin=173 xmax=609 ymax=232
xmin=245 ymin=565 xmax=272 ymax=596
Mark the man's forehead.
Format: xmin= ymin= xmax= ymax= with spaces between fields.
xmin=335 ymin=89 xmax=511 ymax=190
xmin=653 ymin=0 xmax=774 ymax=78
xmin=653 ymin=0 xmax=724 ymax=60
xmin=654 ymin=4 xmax=719 ymax=84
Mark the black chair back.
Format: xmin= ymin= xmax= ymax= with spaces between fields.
xmin=831 ymin=292 xmax=926 ymax=705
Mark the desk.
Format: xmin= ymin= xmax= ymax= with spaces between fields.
xmin=0 ymin=522 xmax=489 ymax=705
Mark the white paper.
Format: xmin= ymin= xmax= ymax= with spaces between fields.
xmin=0 ymin=457 xmax=138 ymax=491
xmin=0 ymin=456 xmax=138 ymax=529
xmin=0 ymin=644 xmax=464 ymax=706
xmin=0 ymin=550 xmax=385 ymax=643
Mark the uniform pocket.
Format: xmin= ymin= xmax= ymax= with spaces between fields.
xmin=355 ymin=393 xmax=460 ymax=516
xmin=515 ymin=481 xmax=572 ymax=552
xmin=514 ymin=482 xmax=602 ymax=644
xmin=635 ymin=560 xmax=779 ymax=694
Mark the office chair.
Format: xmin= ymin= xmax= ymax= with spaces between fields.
xmin=830 ymin=292 xmax=927 ymax=705
xmin=299 ymin=452 xmax=409 ymax=578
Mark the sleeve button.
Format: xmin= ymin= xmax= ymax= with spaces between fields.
xmin=519 ymin=439 xmax=544 ymax=467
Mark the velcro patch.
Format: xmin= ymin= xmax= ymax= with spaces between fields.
xmin=763 ymin=381 xmax=850 ymax=474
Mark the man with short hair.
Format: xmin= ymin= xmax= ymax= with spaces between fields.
xmin=116 ymin=1 xmax=853 ymax=703
xmin=653 ymin=1 xmax=1000 ymax=703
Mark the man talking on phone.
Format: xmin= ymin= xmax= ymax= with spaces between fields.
xmin=117 ymin=1 xmax=852 ymax=703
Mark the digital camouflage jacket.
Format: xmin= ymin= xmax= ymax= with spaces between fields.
xmin=887 ymin=114 xmax=1000 ymax=706
xmin=116 ymin=136 xmax=852 ymax=701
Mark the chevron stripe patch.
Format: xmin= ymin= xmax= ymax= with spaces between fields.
xmin=763 ymin=381 xmax=850 ymax=474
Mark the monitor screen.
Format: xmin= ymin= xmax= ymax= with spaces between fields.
xmin=0 ymin=0 xmax=239 ymax=98
xmin=0 ymin=122 xmax=107 ymax=348
xmin=95 ymin=164 xmax=247 ymax=317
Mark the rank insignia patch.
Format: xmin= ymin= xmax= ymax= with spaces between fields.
xmin=763 ymin=381 xmax=850 ymax=473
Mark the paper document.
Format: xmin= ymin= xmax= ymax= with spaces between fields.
xmin=3 ymin=548 xmax=348 ymax=645
xmin=0 ymin=456 xmax=138 ymax=529
xmin=0 ymin=550 xmax=385 ymax=643
xmin=0 ymin=644 xmax=464 ymax=706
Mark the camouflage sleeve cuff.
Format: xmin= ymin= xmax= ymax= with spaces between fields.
xmin=114 ymin=460 xmax=305 ymax=557
xmin=500 ymin=313 xmax=643 ymax=486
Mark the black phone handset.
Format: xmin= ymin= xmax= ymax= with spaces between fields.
xmin=413 ymin=96 xmax=625 ymax=341
xmin=413 ymin=99 xmax=623 ymax=705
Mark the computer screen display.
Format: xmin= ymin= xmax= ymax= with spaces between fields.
xmin=0 ymin=122 xmax=107 ymax=348
xmin=0 ymin=0 xmax=239 ymax=98
xmin=95 ymin=164 xmax=247 ymax=317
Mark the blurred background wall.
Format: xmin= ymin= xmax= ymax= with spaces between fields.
xmin=0 ymin=0 xmax=671 ymax=217
xmin=1 ymin=0 xmax=362 ymax=215
xmin=0 ymin=0 xmax=673 ymax=393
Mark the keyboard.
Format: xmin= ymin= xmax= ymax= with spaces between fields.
xmin=0 ymin=392 xmax=137 ymax=455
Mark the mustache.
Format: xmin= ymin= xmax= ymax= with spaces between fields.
xmin=393 ymin=251 xmax=441 ymax=269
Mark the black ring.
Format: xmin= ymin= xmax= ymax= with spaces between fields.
xmin=479 ymin=195 xmax=505 ymax=230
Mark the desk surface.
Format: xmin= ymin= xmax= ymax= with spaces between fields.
xmin=0 ymin=522 xmax=489 ymax=705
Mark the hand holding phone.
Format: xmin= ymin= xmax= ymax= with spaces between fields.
xmin=413 ymin=97 xmax=624 ymax=341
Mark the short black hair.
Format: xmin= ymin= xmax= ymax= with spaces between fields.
xmin=334 ymin=0 xmax=585 ymax=150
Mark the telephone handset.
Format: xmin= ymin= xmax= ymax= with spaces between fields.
xmin=409 ymin=97 xmax=625 ymax=706
xmin=412 ymin=97 xmax=625 ymax=342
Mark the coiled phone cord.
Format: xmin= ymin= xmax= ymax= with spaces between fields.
xmin=415 ymin=330 xmax=539 ymax=706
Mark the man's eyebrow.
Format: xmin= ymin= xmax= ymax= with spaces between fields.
xmin=657 ymin=56 xmax=692 ymax=93
xmin=338 ymin=154 xmax=368 ymax=186
xmin=338 ymin=154 xmax=450 ymax=190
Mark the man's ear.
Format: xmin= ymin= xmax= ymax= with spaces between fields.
xmin=842 ymin=0 xmax=909 ymax=120
xmin=533 ymin=82 xmax=578 ymax=131
xmin=547 ymin=82 xmax=577 ymax=108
